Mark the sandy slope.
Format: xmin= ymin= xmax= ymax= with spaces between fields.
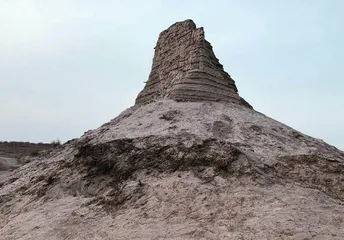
xmin=1 ymin=100 xmax=344 ymax=239
xmin=0 ymin=157 xmax=18 ymax=171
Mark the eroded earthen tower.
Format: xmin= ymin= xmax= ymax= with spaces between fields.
xmin=136 ymin=19 xmax=251 ymax=108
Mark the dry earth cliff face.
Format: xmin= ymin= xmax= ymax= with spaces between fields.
xmin=136 ymin=20 xmax=250 ymax=107
xmin=1 ymin=20 xmax=344 ymax=240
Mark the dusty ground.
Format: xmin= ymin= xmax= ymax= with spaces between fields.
xmin=0 ymin=141 xmax=57 ymax=159
xmin=0 ymin=141 xmax=58 ymax=189
xmin=1 ymin=100 xmax=343 ymax=239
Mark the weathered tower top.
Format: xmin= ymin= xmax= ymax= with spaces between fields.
xmin=136 ymin=19 xmax=251 ymax=108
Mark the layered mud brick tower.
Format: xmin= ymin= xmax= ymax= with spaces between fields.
xmin=136 ymin=20 xmax=251 ymax=108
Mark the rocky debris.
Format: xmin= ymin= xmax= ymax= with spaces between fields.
xmin=136 ymin=20 xmax=251 ymax=108
xmin=0 ymin=20 xmax=344 ymax=239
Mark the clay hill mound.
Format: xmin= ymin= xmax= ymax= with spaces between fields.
xmin=1 ymin=20 xmax=344 ymax=240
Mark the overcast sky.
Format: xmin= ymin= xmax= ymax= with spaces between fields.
xmin=1 ymin=0 xmax=343 ymax=150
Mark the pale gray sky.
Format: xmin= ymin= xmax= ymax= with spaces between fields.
xmin=1 ymin=0 xmax=343 ymax=150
